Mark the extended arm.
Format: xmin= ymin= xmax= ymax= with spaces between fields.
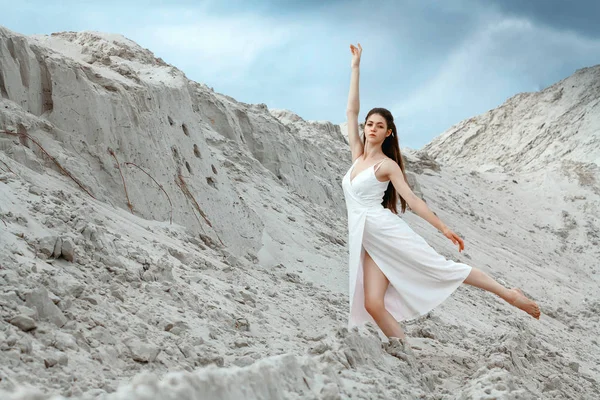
xmin=388 ymin=165 xmax=445 ymax=231
xmin=385 ymin=162 xmax=465 ymax=252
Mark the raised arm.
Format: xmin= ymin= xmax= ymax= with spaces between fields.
xmin=347 ymin=43 xmax=363 ymax=162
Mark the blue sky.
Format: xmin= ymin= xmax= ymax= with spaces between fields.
xmin=2 ymin=0 xmax=599 ymax=148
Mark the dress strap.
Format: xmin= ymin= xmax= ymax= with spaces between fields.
xmin=374 ymin=159 xmax=386 ymax=172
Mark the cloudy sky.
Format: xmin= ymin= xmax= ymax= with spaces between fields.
xmin=2 ymin=0 xmax=599 ymax=148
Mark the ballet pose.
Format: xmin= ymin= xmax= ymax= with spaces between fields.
xmin=343 ymin=43 xmax=541 ymax=341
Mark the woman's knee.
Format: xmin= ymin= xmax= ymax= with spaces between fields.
xmin=364 ymin=297 xmax=386 ymax=318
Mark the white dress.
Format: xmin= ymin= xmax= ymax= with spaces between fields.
xmin=342 ymin=157 xmax=473 ymax=328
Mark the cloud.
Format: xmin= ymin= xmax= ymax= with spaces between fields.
xmin=3 ymin=0 xmax=599 ymax=150
xmin=487 ymin=0 xmax=600 ymax=39
xmin=393 ymin=16 xmax=600 ymax=147
xmin=141 ymin=13 xmax=295 ymax=80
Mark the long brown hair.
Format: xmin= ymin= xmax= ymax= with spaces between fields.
xmin=363 ymin=107 xmax=410 ymax=214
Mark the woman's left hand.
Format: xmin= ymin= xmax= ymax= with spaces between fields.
xmin=350 ymin=43 xmax=362 ymax=68
xmin=442 ymin=228 xmax=465 ymax=252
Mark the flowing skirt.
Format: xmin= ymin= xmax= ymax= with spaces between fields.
xmin=348 ymin=208 xmax=472 ymax=328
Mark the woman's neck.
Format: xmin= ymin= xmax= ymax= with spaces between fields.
xmin=362 ymin=145 xmax=384 ymax=160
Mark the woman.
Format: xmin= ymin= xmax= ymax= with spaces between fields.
xmin=343 ymin=43 xmax=540 ymax=344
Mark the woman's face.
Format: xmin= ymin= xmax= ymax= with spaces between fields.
xmin=364 ymin=113 xmax=391 ymax=144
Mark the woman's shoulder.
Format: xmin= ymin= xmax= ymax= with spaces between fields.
xmin=379 ymin=157 xmax=395 ymax=166
xmin=377 ymin=157 xmax=400 ymax=172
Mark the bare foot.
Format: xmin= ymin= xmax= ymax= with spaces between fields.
xmin=506 ymin=288 xmax=541 ymax=319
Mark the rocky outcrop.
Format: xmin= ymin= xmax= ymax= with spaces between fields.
xmin=423 ymin=65 xmax=600 ymax=174
xmin=0 ymin=27 xmax=348 ymax=258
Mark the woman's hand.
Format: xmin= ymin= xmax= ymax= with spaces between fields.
xmin=350 ymin=43 xmax=362 ymax=68
xmin=442 ymin=227 xmax=465 ymax=252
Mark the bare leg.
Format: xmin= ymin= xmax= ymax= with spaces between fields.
xmin=463 ymin=267 xmax=541 ymax=319
xmin=363 ymin=250 xmax=406 ymax=338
